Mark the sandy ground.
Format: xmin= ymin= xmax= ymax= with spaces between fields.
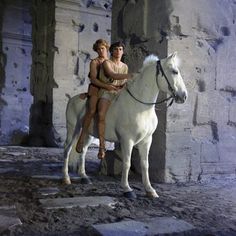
xmin=0 ymin=146 xmax=236 ymax=236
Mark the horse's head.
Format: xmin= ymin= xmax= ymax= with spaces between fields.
xmin=158 ymin=52 xmax=187 ymax=104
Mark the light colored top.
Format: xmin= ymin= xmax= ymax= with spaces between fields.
xmin=98 ymin=60 xmax=128 ymax=99
xmin=99 ymin=60 xmax=128 ymax=84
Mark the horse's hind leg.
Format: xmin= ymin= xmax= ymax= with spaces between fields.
xmin=137 ymin=137 xmax=159 ymax=198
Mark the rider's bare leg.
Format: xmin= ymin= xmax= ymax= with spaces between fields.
xmin=76 ymin=95 xmax=98 ymax=153
xmin=97 ymin=98 xmax=110 ymax=159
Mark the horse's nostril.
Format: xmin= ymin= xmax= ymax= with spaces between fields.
xmin=182 ymin=91 xmax=187 ymax=102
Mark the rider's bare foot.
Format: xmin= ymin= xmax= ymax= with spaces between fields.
xmin=97 ymin=147 xmax=106 ymax=159
xmin=76 ymin=141 xmax=84 ymax=153
xmin=79 ymin=93 xmax=88 ymax=100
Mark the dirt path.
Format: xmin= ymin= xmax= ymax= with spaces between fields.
xmin=0 ymin=147 xmax=236 ymax=235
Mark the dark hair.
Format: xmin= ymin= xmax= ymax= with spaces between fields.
xmin=109 ymin=41 xmax=125 ymax=55
xmin=93 ymin=39 xmax=110 ymax=52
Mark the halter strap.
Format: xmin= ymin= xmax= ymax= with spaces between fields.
xmin=126 ymin=87 xmax=173 ymax=106
xmin=126 ymin=60 xmax=174 ymax=106
xmin=156 ymin=60 xmax=176 ymax=99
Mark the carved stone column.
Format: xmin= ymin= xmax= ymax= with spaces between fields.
xmin=52 ymin=0 xmax=112 ymax=145
xmin=28 ymin=0 xmax=58 ymax=147
xmin=107 ymin=0 xmax=173 ymax=181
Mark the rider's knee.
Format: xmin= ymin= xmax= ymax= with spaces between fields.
xmin=88 ymin=108 xmax=96 ymax=117
xmin=98 ymin=111 xmax=105 ymax=121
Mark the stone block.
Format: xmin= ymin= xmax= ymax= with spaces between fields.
xmin=200 ymin=162 xmax=236 ymax=177
xmin=93 ymin=220 xmax=147 ymax=236
xmin=200 ymin=142 xmax=220 ymax=163
xmin=0 ymin=206 xmax=22 ymax=234
xmin=165 ymin=134 xmax=201 ymax=182
xmin=199 ymin=162 xmax=236 ymax=180
xmin=32 ymin=175 xmax=80 ymax=181
xmin=0 ymin=167 xmax=16 ymax=174
xmin=218 ymin=139 xmax=236 ymax=164
xmin=55 ymin=3 xmax=80 ymax=25
xmin=216 ymin=36 xmax=236 ymax=91
xmin=92 ymin=217 xmax=196 ymax=236
xmin=195 ymin=94 xmax=211 ymax=124
xmin=201 ymin=163 xmax=217 ymax=175
xmin=192 ymin=125 xmax=213 ymax=142
xmin=38 ymin=187 xmax=60 ymax=196
xmin=169 ymin=37 xmax=216 ymax=92
xmin=39 ymin=196 xmax=116 ymax=209
xmin=166 ymin=105 xmax=192 ymax=133
xmin=229 ymin=103 xmax=236 ymax=123
xmin=0 ymin=215 xmax=22 ymax=233
xmin=215 ymin=163 xmax=236 ymax=175
xmin=55 ymin=27 xmax=78 ymax=48
xmin=210 ymin=94 xmax=229 ymax=125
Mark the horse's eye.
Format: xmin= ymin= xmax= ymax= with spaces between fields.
xmin=172 ymin=70 xmax=178 ymax=75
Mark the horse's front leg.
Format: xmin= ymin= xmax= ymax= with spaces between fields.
xmin=77 ymin=135 xmax=94 ymax=184
xmin=120 ymin=140 xmax=136 ymax=198
xmin=63 ymin=143 xmax=73 ymax=185
xmin=137 ymin=136 xmax=159 ymax=198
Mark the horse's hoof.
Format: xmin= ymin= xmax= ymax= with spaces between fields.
xmin=63 ymin=178 xmax=71 ymax=185
xmin=124 ymin=191 xmax=137 ymax=199
xmin=146 ymin=191 xmax=159 ymax=198
xmin=80 ymin=177 xmax=92 ymax=185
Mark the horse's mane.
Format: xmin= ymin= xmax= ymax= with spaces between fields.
xmin=143 ymin=53 xmax=181 ymax=67
xmin=126 ymin=55 xmax=159 ymax=87
xmin=143 ymin=55 xmax=159 ymax=68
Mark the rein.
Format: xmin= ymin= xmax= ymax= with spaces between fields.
xmin=126 ymin=60 xmax=175 ymax=106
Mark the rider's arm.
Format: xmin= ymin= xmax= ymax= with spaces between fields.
xmin=103 ymin=61 xmax=131 ymax=80
xmin=89 ymin=60 xmax=117 ymax=91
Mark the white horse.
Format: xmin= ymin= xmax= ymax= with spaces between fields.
xmin=63 ymin=52 xmax=187 ymax=198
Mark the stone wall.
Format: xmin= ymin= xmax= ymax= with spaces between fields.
xmin=0 ymin=0 xmax=112 ymax=146
xmin=0 ymin=0 xmax=32 ymax=145
xmin=53 ymin=0 xmax=112 ymax=144
xmin=165 ymin=0 xmax=236 ymax=182
xmin=111 ymin=0 xmax=236 ymax=182
xmin=1 ymin=0 xmax=235 ymax=182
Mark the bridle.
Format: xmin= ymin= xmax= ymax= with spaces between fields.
xmin=126 ymin=60 xmax=176 ymax=106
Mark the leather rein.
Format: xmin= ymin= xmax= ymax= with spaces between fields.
xmin=126 ymin=60 xmax=176 ymax=107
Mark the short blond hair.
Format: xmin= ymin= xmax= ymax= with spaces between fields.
xmin=93 ymin=39 xmax=110 ymax=52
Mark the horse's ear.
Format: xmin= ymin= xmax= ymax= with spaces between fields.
xmin=167 ymin=52 xmax=180 ymax=66
xmin=169 ymin=52 xmax=177 ymax=59
xmin=167 ymin=52 xmax=177 ymax=60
